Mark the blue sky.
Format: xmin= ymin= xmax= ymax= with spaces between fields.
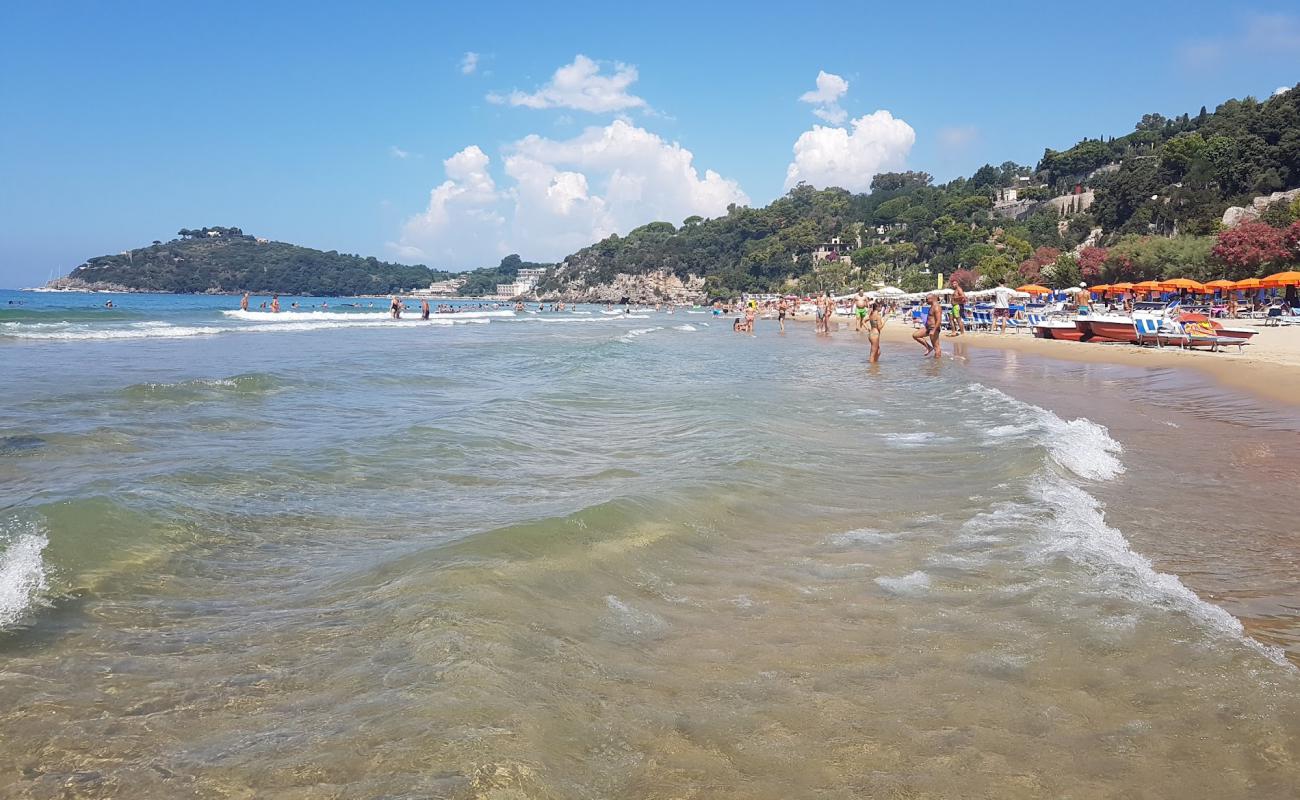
xmin=2 ymin=1 xmax=1298 ymax=286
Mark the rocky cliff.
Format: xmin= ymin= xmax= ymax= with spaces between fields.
xmin=540 ymin=268 xmax=706 ymax=303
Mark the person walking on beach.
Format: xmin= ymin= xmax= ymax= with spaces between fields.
xmin=949 ymin=282 xmax=966 ymax=336
xmin=420 ymin=297 xmax=430 ymax=320
xmin=913 ymin=294 xmax=942 ymax=357
xmin=868 ymin=300 xmax=884 ymax=363
xmin=992 ymin=282 xmax=1012 ymax=334
xmin=240 ymin=292 xmax=250 ymax=311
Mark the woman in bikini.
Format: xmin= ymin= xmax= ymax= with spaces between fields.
xmin=867 ymin=300 xmax=884 ymax=363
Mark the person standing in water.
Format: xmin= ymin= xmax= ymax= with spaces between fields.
xmin=913 ymin=294 xmax=942 ymax=357
xmin=777 ymin=297 xmax=789 ymax=333
xmin=420 ymin=297 xmax=430 ymax=320
xmin=867 ymin=300 xmax=884 ymax=363
xmin=240 ymin=292 xmax=250 ymax=311
xmin=270 ymin=295 xmax=280 ymax=313
xmin=390 ymin=295 xmax=402 ymax=319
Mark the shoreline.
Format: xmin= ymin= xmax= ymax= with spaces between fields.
xmin=788 ymin=312 xmax=1300 ymax=408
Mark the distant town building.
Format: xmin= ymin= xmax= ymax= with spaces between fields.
xmin=495 ymin=267 xmax=548 ymax=298
xmin=427 ymin=277 xmax=467 ymax=295
xmin=809 ymin=235 xmax=858 ymax=266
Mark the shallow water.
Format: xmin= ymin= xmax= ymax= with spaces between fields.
xmin=2 ymin=292 xmax=1299 ymax=798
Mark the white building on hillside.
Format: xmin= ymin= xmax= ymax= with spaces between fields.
xmin=495 ymin=267 xmax=548 ymax=298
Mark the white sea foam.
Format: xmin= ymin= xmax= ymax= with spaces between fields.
xmin=602 ymin=595 xmax=668 ymax=639
xmin=827 ymin=528 xmax=898 ymax=547
xmin=619 ymin=326 xmax=663 ymax=342
xmin=0 ymin=522 xmax=49 ymax=629
xmin=2 ymin=316 xmax=492 ymax=341
xmin=881 ymin=431 xmax=953 ymax=447
xmin=875 ymin=571 xmax=931 ymax=595
xmin=970 ymin=384 xmax=1123 ymax=481
xmin=221 ymin=309 xmax=513 ymax=322
xmin=674 ymin=324 xmax=697 ymax=332
xmin=1031 ymin=476 xmax=1288 ymax=665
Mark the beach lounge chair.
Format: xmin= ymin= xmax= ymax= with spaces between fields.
xmin=1134 ymin=316 xmax=1174 ymax=348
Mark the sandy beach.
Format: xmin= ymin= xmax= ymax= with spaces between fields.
xmin=792 ymin=311 xmax=1300 ymax=407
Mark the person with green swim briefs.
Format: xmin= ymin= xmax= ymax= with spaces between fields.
xmin=853 ymin=290 xmax=869 ymax=332
xmin=949 ymin=281 xmax=966 ymax=336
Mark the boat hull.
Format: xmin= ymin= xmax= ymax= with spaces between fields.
xmin=1034 ymin=322 xmax=1088 ymax=341
xmin=1087 ymin=317 xmax=1138 ymax=344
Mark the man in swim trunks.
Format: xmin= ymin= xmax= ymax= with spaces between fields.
xmin=240 ymin=292 xmax=250 ymax=311
xmin=420 ymin=297 xmax=430 ymax=320
xmin=949 ymin=282 xmax=966 ymax=336
xmin=913 ymin=294 xmax=942 ymax=357
xmin=1075 ymin=283 xmax=1091 ymax=316
xmin=854 ymin=290 xmax=869 ymax=332
xmin=777 ymin=298 xmax=789 ymax=333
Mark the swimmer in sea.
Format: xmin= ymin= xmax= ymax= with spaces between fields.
xmin=240 ymin=292 xmax=249 ymax=311
xmin=420 ymin=297 xmax=430 ymax=320
xmin=104 ymin=300 xmax=113 ymax=308
xmin=868 ymin=300 xmax=884 ymax=363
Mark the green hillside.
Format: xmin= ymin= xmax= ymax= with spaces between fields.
xmin=58 ymin=227 xmax=451 ymax=295
xmin=546 ymin=83 xmax=1300 ymax=296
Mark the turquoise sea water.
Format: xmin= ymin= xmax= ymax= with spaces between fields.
xmin=2 ymin=290 xmax=1299 ymax=798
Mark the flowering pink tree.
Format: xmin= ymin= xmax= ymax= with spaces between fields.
xmin=1212 ymin=222 xmax=1289 ymax=278
xmin=1076 ymin=246 xmax=1107 ymax=282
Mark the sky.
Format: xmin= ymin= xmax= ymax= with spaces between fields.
xmin=2 ymin=1 xmax=1298 ymax=287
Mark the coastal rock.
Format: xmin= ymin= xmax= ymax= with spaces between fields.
xmin=1221 ymin=188 xmax=1300 ymax=227
xmin=542 ymin=268 xmax=706 ymax=304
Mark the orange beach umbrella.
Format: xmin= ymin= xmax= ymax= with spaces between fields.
xmin=1089 ymin=284 xmax=1111 ymax=293
xmin=1161 ymin=278 xmax=1207 ymax=292
xmin=1234 ymin=278 xmax=1263 ymax=290
xmin=1262 ymin=271 xmax=1300 ymax=287
xmin=1107 ymin=282 xmax=1134 ymax=293
xmin=1204 ymin=279 xmax=1236 ymax=291
xmin=1016 ymin=284 xmax=1050 ymax=295
xmin=1132 ymin=280 xmax=1165 ymax=294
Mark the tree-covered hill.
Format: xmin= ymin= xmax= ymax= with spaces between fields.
xmin=545 ymin=83 xmax=1300 ymax=297
xmin=55 ymin=228 xmax=452 ymax=295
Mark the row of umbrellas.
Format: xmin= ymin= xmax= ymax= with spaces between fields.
xmin=1013 ymin=271 xmax=1300 ymax=296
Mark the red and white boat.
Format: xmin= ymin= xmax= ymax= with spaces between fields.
xmin=1083 ymin=314 xmax=1140 ymax=343
xmin=1033 ymin=319 xmax=1089 ymax=341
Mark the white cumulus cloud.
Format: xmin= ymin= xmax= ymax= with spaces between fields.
xmin=799 ymin=70 xmax=849 ymax=124
xmin=392 ymin=145 xmax=508 ymax=266
xmin=392 ymin=121 xmax=747 ymax=268
xmin=784 ymin=111 xmax=915 ymax=193
xmin=487 ymin=54 xmax=647 ymax=113
xmin=459 ymin=52 xmax=480 ymax=75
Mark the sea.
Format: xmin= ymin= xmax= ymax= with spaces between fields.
xmin=2 ymin=289 xmax=1299 ymax=798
